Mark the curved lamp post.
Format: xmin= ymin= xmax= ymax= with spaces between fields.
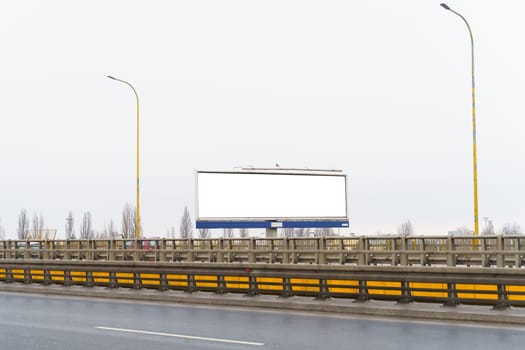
xmin=440 ymin=3 xmax=479 ymax=236
xmin=107 ymin=75 xmax=141 ymax=238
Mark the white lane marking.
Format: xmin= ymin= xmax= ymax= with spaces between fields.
xmin=96 ymin=326 xmax=264 ymax=346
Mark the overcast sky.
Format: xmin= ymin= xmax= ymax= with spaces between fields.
xmin=0 ymin=1 xmax=523 ymax=238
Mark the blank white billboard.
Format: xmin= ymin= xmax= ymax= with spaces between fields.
xmin=196 ymin=171 xmax=348 ymax=220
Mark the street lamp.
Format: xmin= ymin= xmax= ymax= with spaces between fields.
xmin=107 ymin=75 xmax=141 ymax=239
xmin=440 ymin=3 xmax=480 ymax=236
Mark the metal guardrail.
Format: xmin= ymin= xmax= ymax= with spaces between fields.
xmin=0 ymin=260 xmax=523 ymax=309
xmin=1 ymin=235 xmax=524 ymax=267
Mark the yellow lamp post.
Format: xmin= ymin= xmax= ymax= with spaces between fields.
xmin=107 ymin=75 xmax=141 ymax=238
xmin=440 ymin=3 xmax=479 ymax=235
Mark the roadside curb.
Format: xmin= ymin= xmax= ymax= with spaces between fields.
xmin=1 ymin=282 xmax=524 ymax=325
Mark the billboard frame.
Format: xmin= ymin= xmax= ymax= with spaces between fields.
xmin=195 ymin=169 xmax=349 ymax=229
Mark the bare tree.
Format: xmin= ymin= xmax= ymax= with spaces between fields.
xmin=65 ymin=211 xmax=75 ymax=239
xmin=314 ymin=227 xmax=332 ymax=237
xmin=79 ymin=211 xmax=94 ymax=239
xmin=121 ymin=203 xmax=134 ymax=238
xmin=167 ymin=226 xmax=176 ymax=238
xmin=295 ymin=227 xmax=307 ymax=238
xmin=223 ymin=228 xmax=234 ymax=238
xmin=397 ymin=220 xmax=414 ymax=236
xmin=17 ymin=209 xmax=29 ymax=239
xmin=103 ymin=219 xmax=117 ymax=239
xmin=456 ymin=225 xmax=472 ymax=235
xmin=482 ymin=219 xmax=495 ymax=235
xmin=31 ymin=212 xmax=45 ymax=239
xmin=0 ymin=217 xmax=5 ymax=240
xmin=179 ymin=206 xmax=193 ymax=239
xmin=198 ymin=228 xmax=210 ymax=239
xmin=281 ymin=227 xmax=295 ymax=238
xmin=501 ymin=222 xmax=523 ymax=235
xmin=239 ymin=228 xmax=249 ymax=238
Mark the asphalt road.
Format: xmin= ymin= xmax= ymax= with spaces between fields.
xmin=1 ymin=292 xmax=525 ymax=350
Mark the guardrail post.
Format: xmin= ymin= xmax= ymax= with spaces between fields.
xmin=315 ymin=278 xmax=330 ymax=300
xmin=63 ymin=270 xmax=72 ymax=286
xmin=186 ymin=274 xmax=197 ymax=293
xmin=496 ymin=235 xmax=504 ymax=268
xmin=280 ymin=277 xmax=293 ymax=298
xmin=216 ymin=275 xmax=227 ymax=295
xmin=5 ymin=268 xmax=14 ymax=283
xmin=245 ymin=275 xmax=259 ymax=296
xmin=107 ymin=271 xmax=118 ymax=288
xmin=339 ymin=239 xmax=345 ymax=264
xmin=443 ymin=282 xmax=460 ymax=307
xmin=24 ymin=268 xmax=31 ymax=284
xmin=354 ymin=280 xmax=369 ymax=302
xmin=493 ymin=284 xmax=510 ymax=310
xmin=447 ymin=236 xmax=456 ymax=267
xmin=85 ymin=271 xmax=94 ymax=287
xmin=159 ymin=272 xmax=169 ymax=291
xmin=133 ymin=272 xmax=142 ymax=289
xmin=397 ymin=281 xmax=413 ymax=304
xmin=43 ymin=269 xmax=52 ymax=285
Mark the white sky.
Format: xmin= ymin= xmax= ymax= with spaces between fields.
xmin=0 ymin=1 xmax=523 ymax=238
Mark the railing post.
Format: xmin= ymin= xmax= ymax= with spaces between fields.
xmin=246 ymin=275 xmax=259 ymax=296
xmin=24 ymin=268 xmax=31 ymax=284
xmin=400 ymin=237 xmax=408 ymax=266
xmin=358 ymin=237 xmax=366 ymax=266
xmin=160 ymin=239 xmax=167 ymax=262
xmin=64 ymin=240 xmax=71 ymax=260
xmin=108 ymin=240 xmax=116 ymax=261
xmin=85 ymin=271 xmax=94 ymax=287
xmin=187 ymin=239 xmax=194 ymax=262
xmin=447 ymin=236 xmax=456 ymax=267
xmin=282 ymin=238 xmax=289 ymax=264
xmin=216 ymin=238 xmax=224 ymax=263
xmin=186 ymin=274 xmax=197 ymax=293
xmin=108 ymin=271 xmax=118 ymax=288
xmin=496 ymin=235 xmax=504 ymax=268
xmin=515 ymin=238 xmax=522 ymax=268
xmin=480 ymin=237 xmax=488 ymax=267
xmin=248 ymin=238 xmax=256 ymax=264
xmin=318 ymin=237 xmax=326 ymax=265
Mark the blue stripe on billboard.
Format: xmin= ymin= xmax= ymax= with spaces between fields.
xmin=196 ymin=220 xmax=349 ymax=229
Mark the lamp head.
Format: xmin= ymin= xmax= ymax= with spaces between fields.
xmin=440 ymin=3 xmax=451 ymax=10
xmin=107 ymin=75 xmax=116 ymax=80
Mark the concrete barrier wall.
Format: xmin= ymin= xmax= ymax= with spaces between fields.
xmin=0 ymin=261 xmax=523 ymax=309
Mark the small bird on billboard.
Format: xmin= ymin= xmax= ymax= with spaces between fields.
xmin=275 ymin=163 xmax=280 ymax=167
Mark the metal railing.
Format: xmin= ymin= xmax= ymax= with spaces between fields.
xmin=0 ymin=235 xmax=524 ymax=267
